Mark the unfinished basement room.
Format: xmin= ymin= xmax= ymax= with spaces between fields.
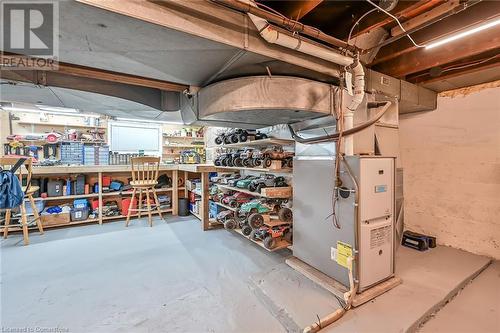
xmin=0 ymin=0 xmax=499 ymax=332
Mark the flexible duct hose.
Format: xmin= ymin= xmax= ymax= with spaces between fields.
xmin=288 ymin=101 xmax=392 ymax=144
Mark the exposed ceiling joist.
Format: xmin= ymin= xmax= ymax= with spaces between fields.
xmin=281 ymin=0 xmax=323 ymax=20
xmin=390 ymin=0 xmax=460 ymax=37
xmin=407 ymin=53 xmax=500 ymax=84
xmin=374 ymin=25 xmax=500 ymax=78
xmin=372 ymin=1 xmax=500 ymax=67
xmin=354 ymin=0 xmax=442 ymax=37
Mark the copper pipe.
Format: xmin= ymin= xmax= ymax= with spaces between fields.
xmin=211 ymin=0 xmax=352 ymax=50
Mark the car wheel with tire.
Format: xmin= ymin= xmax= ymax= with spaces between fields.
xmin=256 ymin=183 xmax=265 ymax=193
xmin=241 ymin=224 xmax=252 ymax=236
xmin=275 ymin=181 xmax=286 ymax=187
xmin=253 ymin=158 xmax=262 ymax=167
xmin=224 ymin=219 xmax=237 ymax=230
xmin=229 ymin=200 xmax=238 ymax=208
xmin=278 ymin=207 xmax=293 ymax=222
xmin=263 ymin=157 xmax=272 ymax=168
xmin=263 ymin=236 xmax=277 ymax=249
xmin=283 ymin=230 xmax=292 ymax=243
xmin=238 ymin=133 xmax=248 ymax=142
xmin=249 ymin=229 xmax=257 ymax=241
xmin=229 ymin=134 xmax=238 ymax=143
xmin=215 ymin=136 xmax=223 ymax=145
xmin=248 ymin=213 xmax=264 ymax=229
xmin=248 ymin=183 xmax=257 ymax=192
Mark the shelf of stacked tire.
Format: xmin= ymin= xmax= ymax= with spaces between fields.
xmin=214 ymin=129 xmax=268 ymax=146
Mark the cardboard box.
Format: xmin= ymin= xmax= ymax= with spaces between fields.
xmin=40 ymin=212 xmax=71 ymax=226
xmin=261 ymin=186 xmax=292 ymax=198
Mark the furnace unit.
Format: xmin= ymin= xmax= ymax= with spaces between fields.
xmin=293 ymin=154 xmax=395 ymax=292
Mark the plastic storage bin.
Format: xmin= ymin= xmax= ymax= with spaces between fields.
xmin=70 ymin=207 xmax=90 ymax=222
xmin=209 ymin=201 xmax=223 ymax=219
xmin=60 ymin=142 xmax=83 ymax=165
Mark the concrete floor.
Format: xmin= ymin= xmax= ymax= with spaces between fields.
xmin=1 ymin=216 xmax=497 ymax=332
xmin=419 ymin=261 xmax=499 ymax=333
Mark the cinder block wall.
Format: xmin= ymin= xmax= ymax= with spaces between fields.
xmin=399 ymin=82 xmax=500 ymax=259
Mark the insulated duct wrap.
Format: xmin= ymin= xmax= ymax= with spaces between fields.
xmin=191 ymin=76 xmax=336 ymax=128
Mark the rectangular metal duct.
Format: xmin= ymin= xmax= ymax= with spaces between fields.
xmin=366 ymin=69 xmax=437 ymax=114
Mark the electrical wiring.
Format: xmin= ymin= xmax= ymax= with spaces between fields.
xmin=347 ymin=8 xmax=377 ymax=46
xmin=409 ymin=53 xmax=500 ymax=80
xmin=332 ymin=77 xmax=345 ymax=229
xmin=441 ymin=53 xmax=500 ymax=73
xmin=365 ymin=0 xmax=427 ymax=48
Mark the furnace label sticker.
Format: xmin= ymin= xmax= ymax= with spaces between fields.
xmin=370 ymin=225 xmax=391 ymax=249
xmin=336 ymin=241 xmax=353 ymax=268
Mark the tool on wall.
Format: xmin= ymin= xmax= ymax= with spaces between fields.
xmin=43 ymin=143 xmax=58 ymax=159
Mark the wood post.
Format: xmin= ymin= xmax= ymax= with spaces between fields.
xmin=201 ymin=171 xmax=210 ymax=231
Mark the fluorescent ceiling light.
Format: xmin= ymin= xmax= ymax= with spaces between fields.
xmin=426 ymin=18 xmax=500 ymax=50
xmin=1 ymin=105 xmax=100 ymax=118
xmin=116 ymin=117 xmax=184 ymax=125
xmin=36 ymin=105 xmax=79 ymax=113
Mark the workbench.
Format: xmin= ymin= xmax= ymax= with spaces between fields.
xmin=28 ymin=164 xmax=217 ymax=230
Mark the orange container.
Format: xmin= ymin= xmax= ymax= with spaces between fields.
xmin=121 ymin=197 xmax=138 ymax=216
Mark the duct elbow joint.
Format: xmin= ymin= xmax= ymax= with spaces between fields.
xmin=347 ymin=61 xmax=365 ymax=112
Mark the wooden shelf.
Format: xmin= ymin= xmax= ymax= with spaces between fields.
xmin=102 ymin=208 xmax=173 ymax=221
xmin=188 ymin=188 xmax=202 ymax=195
xmin=163 ymin=135 xmax=204 ymax=139
xmin=215 ymin=184 xmax=291 ymax=199
xmin=220 ymin=138 xmax=294 ymax=148
xmin=215 ymin=166 xmax=292 ymax=173
xmin=190 ymin=210 xmax=202 ymax=220
xmin=213 ymin=201 xmax=238 ymax=212
xmin=21 ymin=209 xmax=174 ymax=230
xmin=34 ymin=188 xmax=173 ymax=201
xmin=34 ymin=193 xmax=99 ymax=201
xmin=233 ymin=228 xmax=291 ymax=252
xmin=17 ymin=121 xmax=106 ymax=129
xmin=101 ymin=187 xmax=173 ymax=197
xmin=164 ymin=144 xmax=204 ymax=148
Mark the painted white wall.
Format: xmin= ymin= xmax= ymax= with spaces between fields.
xmin=399 ymin=83 xmax=500 ymax=259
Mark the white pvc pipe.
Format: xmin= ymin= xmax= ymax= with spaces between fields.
xmin=251 ymin=14 xmax=354 ymax=67
xmin=248 ymin=12 xmax=365 ymax=155
xmin=343 ymin=111 xmax=354 ymax=156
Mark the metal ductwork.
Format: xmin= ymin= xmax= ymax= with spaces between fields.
xmin=181 ymin=76 xmax=337 ymax=128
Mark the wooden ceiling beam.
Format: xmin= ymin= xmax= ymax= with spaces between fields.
xmin=354 ymin=0 xmax=441 ymax=37
xmin=372 ymin=2 xmax=500 ymax=66
xmin=390 ymin=0 xmax=460 ymax=37
xmin=373 ymin=25 xmax=500 ymax=78
xmin=283 ymin=0 xmax=324 ymax=20
xmin=406 ymin=51 xmax=500 ymax=84
xmin=1 ymin=54 xmax=189 ymax=92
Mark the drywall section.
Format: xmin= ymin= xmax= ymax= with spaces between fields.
xmin=399 ymin=82 xmax=500 ymax=259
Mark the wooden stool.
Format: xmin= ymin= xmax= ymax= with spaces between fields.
xmin=125 ymin=157 xmax=163 ymax=227
xmin=1 ymin=157 xmax=44 ymax=245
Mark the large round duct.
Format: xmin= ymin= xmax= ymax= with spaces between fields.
xmin=192 ymin=76 xmax=335 ymax=128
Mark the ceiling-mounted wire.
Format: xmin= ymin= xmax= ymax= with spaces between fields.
xmin=366 ymin=0 xmax=427 ymax=48
xmin=347 ymin=8 xmax=377 ymax=46
xmin=441 ymin=53 xmax=500 ymax=73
